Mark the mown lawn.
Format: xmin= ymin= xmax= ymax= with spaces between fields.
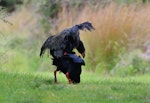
xmin=0 ymin=71 xmax=149 ymax=103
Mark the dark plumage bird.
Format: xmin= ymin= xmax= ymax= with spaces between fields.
xmin=40 ymin=22 xmax=95 ymax=83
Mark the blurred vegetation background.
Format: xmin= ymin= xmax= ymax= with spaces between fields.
xmin=0 ymin=0 xmax=150 ymax=76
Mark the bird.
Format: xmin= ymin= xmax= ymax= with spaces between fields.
xmin=40 ymin=21 xmax=95 ymax=84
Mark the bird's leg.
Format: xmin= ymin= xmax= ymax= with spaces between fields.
xmin=65 ymin=72 xmax=72 ymax=84
xmin=54 ymin=70 xmax=58 ymax=83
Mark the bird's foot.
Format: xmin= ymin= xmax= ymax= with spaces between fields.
xmin=54 ymin=78 xmax=58 ymax=84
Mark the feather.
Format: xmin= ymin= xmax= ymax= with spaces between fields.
xmin=77 ymin=22 xmax=95 ymax=31
xmin=40 ymin=21 xmax=95 ymax=58
xmin=40 ymin=36 xmax=54 ymax=57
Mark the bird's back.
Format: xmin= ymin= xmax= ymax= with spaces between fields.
xmin=40 ymin=21 xmax=95 ymax=58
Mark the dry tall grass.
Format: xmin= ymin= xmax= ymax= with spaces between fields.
xmin=0 ymin=8 xmax=38 ymax=36
xmin=1 ymin=2 xmax=150 ymax=73
xmin=54 ymin=3 xmax=150 ymax=72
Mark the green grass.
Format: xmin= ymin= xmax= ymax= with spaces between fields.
xmin=0 ymin=71 xmax=149 ymax=103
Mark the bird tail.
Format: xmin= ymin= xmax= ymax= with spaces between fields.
xmin=40 ymin=36 xmax=54 ymax=57
xmin=76 ymin=22 xmax=95 ymax=31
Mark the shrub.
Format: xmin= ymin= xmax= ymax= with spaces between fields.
xmin=111 ymin=50 xmax=150 ymax=76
